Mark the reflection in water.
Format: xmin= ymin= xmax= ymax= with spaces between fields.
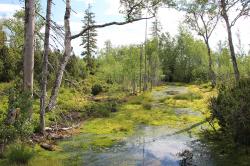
xmin=59 ymin=86 xmax=215 ymax=166
xmin=79 ymin=125 xmax=214 ymax=166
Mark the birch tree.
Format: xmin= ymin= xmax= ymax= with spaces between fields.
xmin=184 ymin=1 xmax=219 ymax=87
xmin=218 ymin=0 xmax=250 ymax=83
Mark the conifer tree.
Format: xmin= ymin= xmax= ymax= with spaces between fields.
xmin=81 ymin=4 xmax=97 ymax=74
xmin=151 ymin=14 xmax=162 ymax=40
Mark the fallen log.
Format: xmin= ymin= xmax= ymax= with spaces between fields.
xmin=40 ymin=143 xmax=55 ymax=151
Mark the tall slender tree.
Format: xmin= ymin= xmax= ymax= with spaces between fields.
xmin=40 ymin=0 xmax=52 ymax=134
xmin=81 ymin=4 xmax=97 ymax=73
xmin=151 ymin=13 xmax=162 ymax=40
xmin=219 ymin=0 xmax=250 ymax=83
xmin=23 ymin=0 xmax=35 ymax=116
xmin=184 ymin=1 xmax=219 ymax=87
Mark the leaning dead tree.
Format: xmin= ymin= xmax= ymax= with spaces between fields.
xmin=46 ymin=0 xmax=161 ymax=112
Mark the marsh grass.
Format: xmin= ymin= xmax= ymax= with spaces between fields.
xmin=6 ymin=144 xmax=34 ymax=165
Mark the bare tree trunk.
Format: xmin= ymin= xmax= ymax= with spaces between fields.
xmin=206 ymin=41 xmax=216 ymax=87
xmin=24 ymin=0 xmax=35 ymax=94
xmin=148 ymin=54 xmax=153 ymax=91
xmin=40 ymin=0 xmax=52 ymax=134
xmin=221 ymin=0 xmax=240 ymax=83
xmin=225 ymin=20 xmax=240 ymax=83
xmin=23 ymin=0 xmax=35 ymax=117
xmin=139 ymin=46 xmax=142 ymax=92
xmin=46 ymin=0 xmax=71 ymax=112
xmin=143 ymin=15 xmax=148 ymax=91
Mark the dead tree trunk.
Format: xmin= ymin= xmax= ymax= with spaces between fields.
xmin=139 ymin=45 xmax=142 ymax=92
xmin=40 ymin=0 xmax=52 ymax=134
xmin=46 ymin=0 xmax=72 ymax=112
xmin=23 ymin=0 xmax=35 ymax=94
xmin=143 ymin=14 xmax=148 ymax=91
xmin=23 ymin=0 xmax=35 ymax=117
xmin=221 ymin=0 xmax=240 ymax=83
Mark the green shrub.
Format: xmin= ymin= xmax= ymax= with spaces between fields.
xmin=210 ymin=78 xmax=250 ymax=146
xmin=6 ymin=144 xmax=34 ymax=164
xmin=85 ymin=102 xmax=117 ymax=118
xmin=0 ymin=88 xmax=34 ymax=146
xmin=142 ymin=103 xmax=152 ymax=110
xmin=91 ymin=84 xmax=103 ymax=96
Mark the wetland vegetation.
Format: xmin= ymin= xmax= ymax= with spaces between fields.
xmin=0 ymin=0 xmax=250 ymax=165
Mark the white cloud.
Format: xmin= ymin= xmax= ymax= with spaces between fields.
xmin=0 ymin=4 xmax=22 ymax=18
xmin=74 ymin=0 xmax=95 ymax=5
xmin=105 ymin=0 xmax=121 ymax=16
xmin=158 ymin=8 xmax=185 ymax=36
xmin=73 ymin=11 xmax=85 ymax=18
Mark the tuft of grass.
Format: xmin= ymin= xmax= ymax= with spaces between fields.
xmin=6 ymin=144 xmax=34 ymax=164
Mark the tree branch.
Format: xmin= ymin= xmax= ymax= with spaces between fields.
xmin=70 ymin=16 xmax=154 ymax=40
xmin=230 ymin=2 xmax=250 ymax=27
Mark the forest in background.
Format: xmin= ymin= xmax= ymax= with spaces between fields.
xmin=0 ymin=0 xmax=250 ymax=165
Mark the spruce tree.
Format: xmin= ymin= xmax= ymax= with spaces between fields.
xmin=81 ymin=4 xmax=97 ymax=74
xmin=150 ymin=15 xmax=162 ymax=40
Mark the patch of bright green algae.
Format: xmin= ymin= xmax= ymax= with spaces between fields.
xmin=164 ymin=84 xmax=216 ymax=115
xmin=76 ymin=84 xmax=211 ymax=149
xmin=80 ymin=118 xmax=134 ymax=148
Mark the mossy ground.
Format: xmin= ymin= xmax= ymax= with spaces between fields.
xmin=0 ymin=82 xmax=216 ymax=165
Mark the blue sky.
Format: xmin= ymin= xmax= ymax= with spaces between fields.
xmin=1 ymin=0 xmax=250 ymax=56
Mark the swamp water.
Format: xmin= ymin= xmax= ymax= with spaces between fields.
xmin=56 ymin=86 xmax=215 ymax=166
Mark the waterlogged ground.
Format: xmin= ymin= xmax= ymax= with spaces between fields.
xmin=31 ymin=83 xmax=217 ymax=166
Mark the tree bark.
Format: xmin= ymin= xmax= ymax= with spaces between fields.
xmin=46 ymin=0 xmax=72 ymax=112
xmin=139 ymin=46 xmax=142 ymax=92
xmin=143 ymin=14 xmax=148 ymax=91
xmin=40 ymin=0 xmax=52 ymax=134
xmin=23 ymin=0 xmax=35 ymax=117
xmin=24 ymin=0 xmax=35 ymax=94
xmin=206 ymin=41 xmax=216 ymax=87
xmin=225 ymin=19 xmax=240 ymax=82
xmin=221 ymin=0 xmax=240 ymax=83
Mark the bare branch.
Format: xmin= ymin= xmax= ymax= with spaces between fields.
xmin=70 ymin=16 xmax=154 ymax=40
xmin=230 ymin=2 xmax=250 ymax=27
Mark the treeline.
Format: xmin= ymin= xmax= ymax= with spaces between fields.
xmin=159 ymin=29 xmax=250 ymax=84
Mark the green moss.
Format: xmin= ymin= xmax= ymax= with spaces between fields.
xmin=173 ymin=92 xmax=203 ymax=100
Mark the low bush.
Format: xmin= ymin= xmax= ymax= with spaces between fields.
xmin=142 ymin=103 xmax=152 ymax=110
xmin=0 ymin=87 xmax=34 ymax=151
xmin=85 ymin=101 xmax=117 ymax=118
xmin=91 ymin=84 xmax=103 ymax=96
xmin=6 ymin=144 xmax=34 ymax=164
xmin=210 ymin=78 xmax=250 ymax=146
